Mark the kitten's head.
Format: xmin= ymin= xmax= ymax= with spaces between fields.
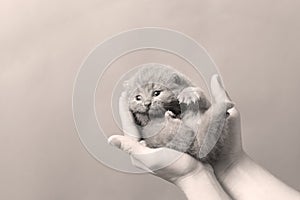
xmin=124 ymin=64 xmax=192 ymax=126
xmin=128 ymin=83 xmax=180 ymax=117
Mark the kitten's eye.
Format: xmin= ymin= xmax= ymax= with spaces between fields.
xmin=153 ymin=90 xmax=161 ymax=97
xmin=135 ymin=95 xmax=142 ymax=101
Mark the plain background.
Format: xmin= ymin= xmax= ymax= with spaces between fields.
xmin=1 ymin=0 xmax=300 ymax=199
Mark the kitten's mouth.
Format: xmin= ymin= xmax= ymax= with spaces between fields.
xmin=163 ymin=100 xmax=181 ymax=116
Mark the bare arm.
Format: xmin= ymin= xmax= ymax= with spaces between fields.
xmin=217 ymin=152 xmax=300 ymax=200
xmin=176 ymin=164 xmax=231 ymax=200
xmin=212 ymin=91 xmax=300 ymax=199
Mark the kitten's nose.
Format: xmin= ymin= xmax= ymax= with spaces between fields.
xmin=144 ymin=100 xmax=151 ymax=107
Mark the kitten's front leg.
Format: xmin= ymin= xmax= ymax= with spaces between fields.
xmin=177 ymin=87 xmax=211 ymax=111
xmin=163 ymin=111 xmax=196 ymax=153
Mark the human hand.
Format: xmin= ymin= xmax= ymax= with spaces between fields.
xmin=108 ymin=73 xmax=242 ymax=181
xmin=206 ymin=76 xmax=245 ymax=180
xmin=108 ymin=134 xmax=208 ymax=184
xmin=109 ymin=92 xmax=208 ymax=184
xmin=112 ymin=73 xmax=300 ymax=200
xmin=108 ymin=75 xmax=235 ymax=199
xmin=209 ymin=82 xmax=300 ymax=200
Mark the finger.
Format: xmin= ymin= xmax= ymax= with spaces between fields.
xmin=108 ymin=135 xmax=184 ymax=172
xmin=108 ymin=135 xmax=145 ymax=154
xmin=211 ymin=74 xmax=232 ymax=104
xmin=119 ymin=92 xmax=140 ymax=139
xmin=108 ymin=135 xmax=153 ymax=172
xmin=226 ymin=106 xmax=240 ymax=120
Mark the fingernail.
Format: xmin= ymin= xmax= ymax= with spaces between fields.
xmin=108 ymin=137 xmax=121 ymax=148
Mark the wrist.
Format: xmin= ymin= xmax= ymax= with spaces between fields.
xmin=175 ymin=164 xmax=231 ymax=200
xmin=214 ymin=151 xmax=248 ymax=182
xmin=175 ymin=163 xmax=214 ymax=189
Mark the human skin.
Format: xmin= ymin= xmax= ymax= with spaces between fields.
xmin=109 ymin=75 xmax=300 ymax=199
xmin=109 ymin=75 xmax=232 ymax=199
xmin=204 ymin=80 xmax=300 ymax=199
xmin=109 ymin=134 xmax=231 ymax=200
xmin=211 ymin=107 xmax=300 ymax=200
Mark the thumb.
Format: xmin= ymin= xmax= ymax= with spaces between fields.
xmin=108 ymin=135 xmax=183 ymax=172
xmin=107 ymin=135 xmax=156 ymax=172
xmin=108 ymin=135 xmax=146 ymax=155
xmin=211 ymin=74 xmax=232 ymax=103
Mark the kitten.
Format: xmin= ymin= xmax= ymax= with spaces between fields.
xmin=123 ymin=63 xmax=232 ymax=163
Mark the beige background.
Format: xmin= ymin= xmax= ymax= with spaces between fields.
xmin=1 ymin=0 xmax=300 ymax=199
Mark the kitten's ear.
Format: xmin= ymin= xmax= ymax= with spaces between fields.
xmin=170 ymin=72 xmax=191 ymax=88
xmin=170 ymin=73 xmax=181 ymax=84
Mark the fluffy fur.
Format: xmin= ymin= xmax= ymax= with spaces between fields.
xmin=124 ymin=63 xmax=231 ymax=163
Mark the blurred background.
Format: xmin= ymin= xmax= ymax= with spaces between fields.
xmin=1 ymin=0 xmax=300 ymax=199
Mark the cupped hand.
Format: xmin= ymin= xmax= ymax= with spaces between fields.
xmin=108 ymin=134 xmax=208 ymax=184
xmin=108 ymin=74 xmax=243 ymax=184
xmin=208 ymin=77 xmax=244 ymax=180
xmin=109 ymin=92 xmax=207 ymax=184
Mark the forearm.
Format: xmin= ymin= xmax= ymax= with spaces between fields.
xmin=218 ymin=153 xmax=300 ymax=200
xmin=176 ymin=165 xmax=232 ymax=200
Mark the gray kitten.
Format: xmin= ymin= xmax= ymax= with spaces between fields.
xmin=124 ymin=64 xmax=232 ymax=163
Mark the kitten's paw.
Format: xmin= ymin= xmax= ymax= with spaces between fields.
xmin=164 ymin=111 xmax=176 ymax=120
xmin=139 ymin=140 xmax=147 ymax=147
xmin=177 ymin=87 xmax=202 ymax=105
xmin=165 ymin=111 xmax=180 ymax=123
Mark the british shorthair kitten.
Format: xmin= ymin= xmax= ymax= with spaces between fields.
xmin=123 ymin=63 xmax=232 ymax=163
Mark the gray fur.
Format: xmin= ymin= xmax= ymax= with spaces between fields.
xmin=124 ymin=63 xmax=232 ymax=163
